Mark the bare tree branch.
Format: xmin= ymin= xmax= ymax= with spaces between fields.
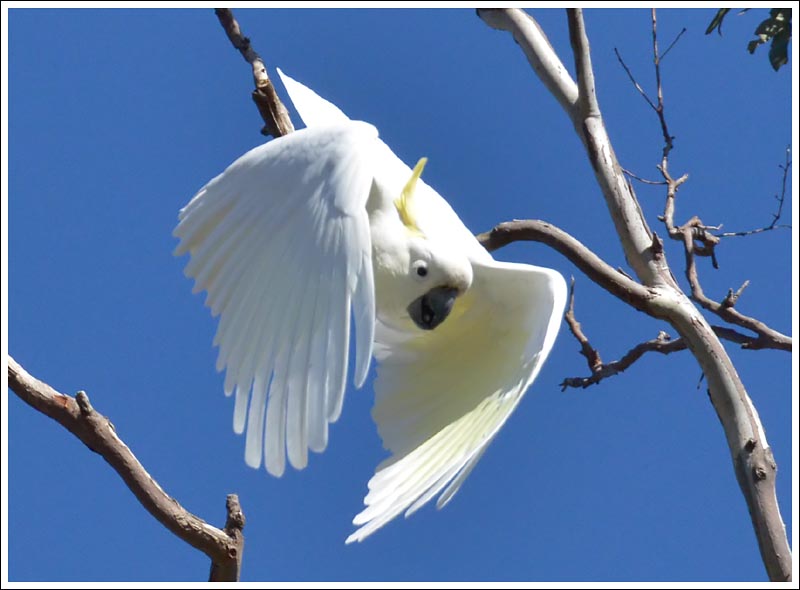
xmin=554 ymin=275 xmax=762 ymax=392
xmin=480 ymin=8 xmax=792 ymax=580
xmin=476 ymin=219 xmax=654 ymax=313
xmin=480 ymin=9 xmax=663 ymax=287
xmin=215 ymin=8 xmax=294 ymax=138
xmin=614 ymin=47 xmax=659 ymax=112
xmin=562 ymin=332 xmax=687 ymax=390
xmin=558 ymin=278 xmax=686 ymax=390
xmin=615 ymin=14 xmax=723 ymax=280
xmin=209 ymin=495 xmax=246 ymax=582
xmin=567 ymin=8 xmax=600 ymax=119
xmin=8 ymin=356 xmax=245 ymax=582
xmin=615 ymin=12 xmax=680 ymax=163
xmin=718 ymin=146 xmax=792 ymax=237
xmin=621 ymin=166 xmax=667 ymax=185
xmin=652 ymin=140 xmax=790 ymax=351
xmin=657 ymin=164 xmax=722 ymax=270
xmin=560 ymin=321 xmax=776 ymax=389
xmin=562 ymin=277 xmax=604 ymax=374
xmin=658 ymin=165 xmax=694 ymax=242
xmin=560 ymin=323 xmax=776 ymax=389
xmin=560 ymin=322 xmax=777 ymax=389
xmin=618 ymin=12 xmax=793 ymax=353
xmin=477 ymin=8 xmax=579 ymax=118
xmin=559 ymin=281 xmax=775 ymax=390
xmin=768 ymin=146 xmax=790 ymax=229
xmin=681 ymin=233 xmax=792 ymax=351
xmin=717 ymin=224 xmax=791 ymax=238
xmin=477 ymin=220 xmax=788 ymax=354
xmin=616 ymin=14 xmax=789 ymax=280
xmin=566 ymin=10 xmax=665 ymax=287
xmin=650 ymin=8 xmax=675 ymax=161
xmin=659 ymin=26 xmax=687 ymax=61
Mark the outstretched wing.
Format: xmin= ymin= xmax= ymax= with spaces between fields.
xmin=348 ymin=260 xmax=567 ymax=542
xmin=174 ymin=122 xmax=378 ymax=476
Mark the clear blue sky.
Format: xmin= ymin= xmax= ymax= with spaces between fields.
xmin=6 ymin=7 xmax=794 ymax=582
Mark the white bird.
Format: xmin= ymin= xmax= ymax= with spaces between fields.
xmin=174 ymin=69 xmax=567 ymax=543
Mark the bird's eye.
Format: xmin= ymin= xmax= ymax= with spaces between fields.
xmin=412 ymin=260 xmax=429 ymax=280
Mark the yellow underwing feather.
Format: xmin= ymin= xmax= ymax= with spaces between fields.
xmin=394 ymin=157 xmax=427 ymax=237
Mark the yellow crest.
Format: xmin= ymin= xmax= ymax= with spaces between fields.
xmin=394 ymin=157 xmax=428 ymax=237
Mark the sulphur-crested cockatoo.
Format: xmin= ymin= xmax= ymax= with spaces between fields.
xmin=174 ymin=69 xmax=567 ymax=543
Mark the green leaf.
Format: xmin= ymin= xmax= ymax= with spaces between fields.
xmin=706 ymin=8 xmax=732 ymax=35
xmin=711 ymin=8 xmax=792 ymax=70
xmin=754 ymin=17 xmax=780 ymax=37
xmin=769 ymin=29 xmax=790 ymax=70
xmin=751 ymin=8 xmax=791 ymax=71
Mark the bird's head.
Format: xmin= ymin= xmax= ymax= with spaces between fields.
xmin=386 ymin=157 xmax=474 ymax=331
xmin=402 ymin=235 xmax=473 ymax=330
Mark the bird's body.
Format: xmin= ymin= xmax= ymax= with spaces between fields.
xmin=174 ymin=70 xmax=567 ymax=543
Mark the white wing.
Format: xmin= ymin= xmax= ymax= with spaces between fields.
xmin=277 ymin=68 xmax=351 ymax=128
xmin=348 ymin=260 xmax=567 ymax=543
xmin=174 ymin=122 xmax=378 ymax=476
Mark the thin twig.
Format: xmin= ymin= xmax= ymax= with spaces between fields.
xmin=717 ymin=224 xmax=792 ymax=238
xmin=652 ymin=109 xmax=790 ymax=349
xmin=681 ymin=234 xmax=791 ymax=351
xmin=215 ymin=8 xmax=294 ymax=138
xmin=563 ymin=278 xmax=603 ymax=372
xmin=614 ymin=48 xmax=658 ymax=112
xmin=560 ymin=322 xmax=778 ymax=390
xmin=621 ymin=166 xmax=668 ymax=185
xmin=559 ymin=277 xmax=685 ymax=390
xmin=615 ymin=12 xmax=679 ymax=160
xmin=561 ymin=331 xmax=687 ymax=390
xmin=650 ymin=10 xmax=730 ymax=296
xmin=657 ymin=141 xmax=791 ymax=351
xmin=659 ymin=27 xmax=687 ymax=61
xmin=770 ymin=147 xmax=791 ymax=228
xmin=558 ymin=281 xmax=780 ymax=390
xmin=8 ymin=356 xmax=246 ymax=582
xmin=651 ymin=9 xmax=675 ymax=161
xmin=718 ymin=146 xmax=792 ymax=237
xmin=722 ymin=280 xmax=750 ymax=309
xmin=620 ymin=11 xmax=713 ymax=270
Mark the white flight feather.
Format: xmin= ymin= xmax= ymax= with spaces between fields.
xmin=174 ymin=122 xmax=378 ymax=476
xmin=346 ymin=263 xmax=566 ymax=543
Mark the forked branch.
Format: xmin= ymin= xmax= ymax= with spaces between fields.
xmin=556 ymin=279 xmax=772 ymax=389
xmin=560 ymin=278 xmax=686 ymax=390
xmin=681 ymin=233 xmax=791 ymax=351
xmin=614 ymin=10 xmax=791 ymax=353
xmin=8 ymin=356 xmax=245 ymax=582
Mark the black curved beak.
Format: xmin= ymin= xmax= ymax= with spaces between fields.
xmin=407 ymin=286 xmax=459 ymax=330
